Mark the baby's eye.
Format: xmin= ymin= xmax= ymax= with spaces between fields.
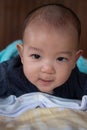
xmin=30 ymin=54 xmax=41 ymax=59
xmin=57 ymin=57 xmax=68 ymax=62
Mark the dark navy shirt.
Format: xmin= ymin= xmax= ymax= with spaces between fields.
xmin=0 ymin=55 xmax=87 ymax=99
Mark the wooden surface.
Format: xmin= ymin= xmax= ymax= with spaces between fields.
xmin=0 ymin=0 xmax=87 ymax=58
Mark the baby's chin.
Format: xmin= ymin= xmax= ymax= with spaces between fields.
xmin=39 ymin=89 xmax=54 ymax=94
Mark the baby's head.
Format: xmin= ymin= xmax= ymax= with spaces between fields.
xmin=17 ymin=4 xmax=82 ymax=94
xmin=22 ymin=3 xmax=81 ymax=43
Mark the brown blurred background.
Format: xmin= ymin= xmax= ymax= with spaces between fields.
xmin=0 ymin=0 xmax=87 ymax=58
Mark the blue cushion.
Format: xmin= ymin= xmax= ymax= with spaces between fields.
xmin=77 ymin=56 xmax=87 ymax=74
xmin=0 ymin=40 xmax=23 ymax=62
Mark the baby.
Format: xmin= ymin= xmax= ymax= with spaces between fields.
xmin=0 ymin=4 xmax=87 ymax=99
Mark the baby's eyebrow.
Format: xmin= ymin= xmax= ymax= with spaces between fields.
xmin=56 ymin=51 xmax=72 ymax=56
xmin=28 ymin=46 xmax=72 ymax=56
xmin=28 ymin=46 xmax=42 ymax=52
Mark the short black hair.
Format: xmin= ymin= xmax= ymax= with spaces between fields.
xmin=22 ymin=4 xmax=81 ymax=40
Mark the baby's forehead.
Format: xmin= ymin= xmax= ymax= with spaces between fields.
xmin=24 ymin=22 xmax=78 ymax=47
xmin=24 ymin=20 xmax=78 ymax=40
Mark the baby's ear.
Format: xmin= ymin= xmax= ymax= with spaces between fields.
xmin=72 ymin=50 xmax=83 ymax=69
xmin=17 ymin=44 xmax=23 ymax=62
xmin=75 ymin=50 xmax=83 ymax=62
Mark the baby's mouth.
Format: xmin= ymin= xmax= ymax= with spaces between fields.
xmin=39 ymin=78 xmax=54 ymax=83
xmin=40 ymin=79 xmax=53 ymax=82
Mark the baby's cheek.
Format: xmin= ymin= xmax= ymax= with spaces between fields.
xmin=58 ymin=68 xmax=72 ymax=80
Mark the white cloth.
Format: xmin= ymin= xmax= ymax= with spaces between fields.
xmin=0 ymin=92 xmax=87 ymax=117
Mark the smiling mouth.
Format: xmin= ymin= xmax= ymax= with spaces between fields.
xmin=39 ymin=78 xmax=54 ymax=83
xmin=41 ymin=79 xmax=53 ymax=82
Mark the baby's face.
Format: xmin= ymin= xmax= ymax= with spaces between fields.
xmin=18 ymin=24 xmax=81 ymax=94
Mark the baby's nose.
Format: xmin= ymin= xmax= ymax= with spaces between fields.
xmin=41 ymin=63 xmax=55 ymax=74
